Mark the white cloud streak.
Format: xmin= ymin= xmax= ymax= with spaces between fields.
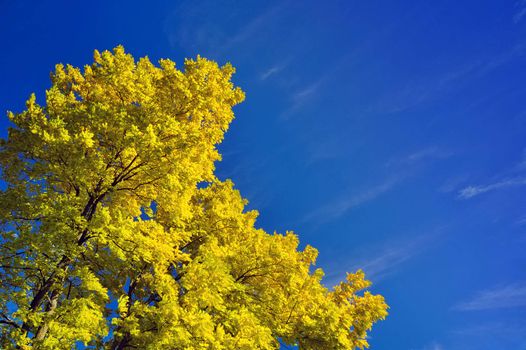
xmin=351 ymin=233 xmax=438 ymax=281
xmin=303 ymin=176 xmax=401 ymax=224
xmin=260 ymin=64 xmax=286 ymax=80
xmin=217 ymin=4 xmax=284 ymax=54
xmin=281 ymin=79 xmax=325 ymax=118
xmin=386 ymin=147 xmax=453 ymax=167
xmin=348 ymin=241 xmax=418 ymax=280
xmin=281 ymin=53 xmax=353 ymax=118
xmin=515 ymin=215 xmax=526 ymax=226
xmin=415 ymin=342 xmax=444 ymax=350
xmin=438 ymin=175 xmax=469 ymax=193
xmin=458 ymin=177 xmax=526 ymax=199
xmin=323 ymin=230 xmax=442 ymax=287
xmin=453 ymin=283 xmax=526 ymax=311
xmin=514 ymin=8 xmax=526 ymax=24
xmin=302 ymin=145 xmax=448 ymax=224
xmin=514 ymin=0 xmax=526 ymax=24
xmin=370 ymin=42 xmax=526 ymax=114
xmin=165 ymin=1 xmax=286 ymax=56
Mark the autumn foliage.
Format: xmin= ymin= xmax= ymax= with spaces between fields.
xmin=0 ymin=47 xmax=387 ymax=349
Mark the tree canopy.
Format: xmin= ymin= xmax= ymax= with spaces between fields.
xmin=0 ymin=46 xmax=387 ymax=349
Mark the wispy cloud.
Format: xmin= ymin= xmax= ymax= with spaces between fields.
xmin=458 ymin=177 xmax=526 ymax=199
xmin=407 ymin=148 xmax=453 ymax=162
xmin=281 ymin=78 xmax=325 ymax=118
xmin=281 ymin=53 xmax=353 ymax=118
xmin=260 ymin=63 xmax=287 ymax=80
xmin=301 ymin=145 xmax=444 ymax=223
xmin=452 ymin=321 xmax=526 ymax=336
xmin=477 ymin=42 xmax=526 ymax=76
xmin=292 ymin=82 xmax=321 ymax=103
xmin=304 ymin=133 xmax=359 ymax=165
xmin=324 ymin=230 xmax=442 ymax=287
xmin=514 ymin=148 xmax=526 ymax=171
xmin=370 ymin=42 xmax=526 ymax=114
xmin=514 ymin=7 xmax=526 ymax=24
xmin=445 ymin=41 xmax=526 ymax=82
xmin=351 ymin=233 xmax=439 ymax=281
xmin=217 ymin=4 xmax=284 ymax=55
xmin=515 ymin=215 xmax=526 ymax=226
xmin=514 ymin=0 xmax=526 ymax=24
xmin=386 ymin=147 xmax=453 ymax=167
xmin=450 ymin=321 xmax=526 ymax=350
xmin=453 ymin=283 xmax=526 ymax=311
xmin=216 ymin=152 xmax=276 ymax=211
xmin=438 ymin=174 xmax=470 ymax=193
xmin=303 ymin=176 xmax=402 ymax=224
xmin=413 ymin=342 xmax=444 ymax=350
xmin=456 ymin=151 xmax=526 ymax=198
xmin=347 ymin=239 xmax=421 ymax=281
xmin=165 ymin=1 xmax=286 ymax=56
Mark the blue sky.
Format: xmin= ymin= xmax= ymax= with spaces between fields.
xmin=2 ymin=1 xmax=526 ymax=349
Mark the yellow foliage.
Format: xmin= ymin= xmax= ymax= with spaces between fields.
xmin=0 ymin=46 xmax=387 ymax=349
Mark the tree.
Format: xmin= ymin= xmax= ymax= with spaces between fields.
xmin=0 ymin=46 xmax=387 ymax=349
